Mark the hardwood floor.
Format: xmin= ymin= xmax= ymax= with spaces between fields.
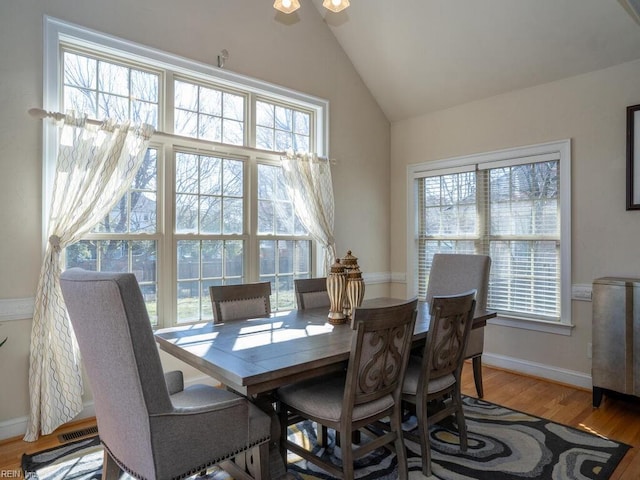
xmin=2 ymin=364 xmax=640 ymax=478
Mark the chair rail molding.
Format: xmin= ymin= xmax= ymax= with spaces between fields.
xmin=0 ymin=297 xmax=35 ymax=322
xmin=362 ymin=271 xmax=391 ymax=284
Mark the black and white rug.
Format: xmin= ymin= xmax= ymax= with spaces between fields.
xmin=22 ymin=397 xmax=630 ymax=480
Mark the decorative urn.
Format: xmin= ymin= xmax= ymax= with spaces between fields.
xmin=326 ymin=258 xmax=347 ymax=324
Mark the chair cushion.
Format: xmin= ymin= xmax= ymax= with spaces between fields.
xmin=219 ymin=298 xmax=268 ymax=322
xmin=169 ymin=384 xmax=271 ymax=447
xmin=278 ymin=374 xmax=395 ymax=423
xmin=302 ymin=291 xmax=330 ymax=309
xmin=170 ymin=384 xmax=239 ymax=408
xmin=402 ymin=356 xmax=456 ymax=396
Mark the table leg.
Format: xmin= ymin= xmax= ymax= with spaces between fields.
xmin=251 ymin=393 xmax=294 ymax=480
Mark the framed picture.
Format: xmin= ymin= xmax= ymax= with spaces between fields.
xmin=627 ymin=104 xmax=640 ymax=210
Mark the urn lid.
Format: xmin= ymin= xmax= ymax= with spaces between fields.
xmin=342 ymin=250 xmax=359 ymax=269
xmin=329 ymin=258 xmax=346 ymax=273
xmin=347 ymin=266 xmax=363 ymax=279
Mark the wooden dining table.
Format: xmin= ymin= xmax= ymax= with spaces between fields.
xmin=154 ymin=297 xmax=496 ymax=479
xmin=155 ymin=297 xmax=495 ymax=397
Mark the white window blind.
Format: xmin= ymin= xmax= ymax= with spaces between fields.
xmin=415 ymin=148 xmax=565 ymax=323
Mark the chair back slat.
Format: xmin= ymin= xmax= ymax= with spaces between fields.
xmin=421 ymin=291 xmax=476 ymax=385
xmin=347 ymin=300 xmax=418 ymax=406
xmin=294 ymin=277 xmax=330 ymax=310
xmin=209 ymin=282 xmax=271 ymax=323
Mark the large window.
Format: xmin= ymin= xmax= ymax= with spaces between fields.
xmin=409 ymin=141 xmax=571 ymax=330
xmin=47 ymin=18 xmax=328 ymax=327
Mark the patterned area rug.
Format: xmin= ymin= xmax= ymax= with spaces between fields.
xmin=22 ymin=397 xmax=630 ymax=480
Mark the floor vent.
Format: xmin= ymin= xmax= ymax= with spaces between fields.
xmin=57 ymin=425 xmax=98 ymax=443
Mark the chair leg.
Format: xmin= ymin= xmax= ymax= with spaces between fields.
xmin=416 ymin=399 xmax=432 ymax=477
xmin=247 ymin=442 xmax=270 ymax=480
xmin=341 ymin=426 xmax=355 ymax=480
xmin=472 ymin=355 xmax=484 ymax=398
xmin=278 ymin=405 xmax=289 ymax=465
xmin=317 ymin=424 xmax=328 ymax=447
xmin=102 ymin=450 xmax=122 ymax=480
xmin=454 ymin=387 xmax=468 ymax=452
xmin=390 ymin=407 xmax=408 ymax=480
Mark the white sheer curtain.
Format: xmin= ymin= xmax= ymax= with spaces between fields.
xmin=280 ymin=151 xmax=336 ymax=274
xmin=25 ymin=113 xmax=153 ymax=441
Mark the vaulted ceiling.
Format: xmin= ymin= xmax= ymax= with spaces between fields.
xmin=311 ymin=0 xmax=640 ymax=122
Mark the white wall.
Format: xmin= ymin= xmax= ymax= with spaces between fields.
xmin=390 ymin=59 xmax=640 ymax=385
xmin=0 ymin=0 xmax=390 ymax=437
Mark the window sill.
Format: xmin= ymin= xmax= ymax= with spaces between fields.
xmin=488 ymin=315 xmax=574 ymax=336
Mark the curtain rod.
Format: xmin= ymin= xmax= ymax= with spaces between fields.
xmin=28 ymin=108 xmax=332 ymax=163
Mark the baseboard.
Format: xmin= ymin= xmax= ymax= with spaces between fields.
xmin=482 ymin=352 xmax=592 ymax=390
xmin=0 ymin=403 xmax=96 ymax=443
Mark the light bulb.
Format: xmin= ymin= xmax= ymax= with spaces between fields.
xmin=322 ymin=0 xmax=349 ymax=13
xmin=274 ymin=0 xmax=300 ymax=14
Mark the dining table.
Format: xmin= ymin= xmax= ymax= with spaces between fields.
xmin=154 ymin=297 xmax=496 ymax=479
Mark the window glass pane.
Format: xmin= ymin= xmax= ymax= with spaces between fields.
xmin=64 ymin=52 xmax=96 ymax=89
xmin=255 ymin=100 xmax=311 ymax=153
xmin=420 ymin=172 xmax=477 ymax=237
xmin=202 ymin=240 xmax=223 ymax=279
xmin=256 ymin=126 xmax=274 ymax=150
xmin=65 ymin=239 xmax=158 ymax=325
xmin=64 ymin=86 xmax=97 ymax=117
xmin=223 ymin=119 xmax=244 ymax=145
xmin=200 ymin=86 xmax=222 ymax=116
xmin=131 ymin=69 xmax=158 ymax=102
xmin=259 ymin=239 xmax=311 ymax=311
xmin=177 ymin=280 xmax=200 ymax=323
xmin=490 ymin=161 xmax=559 ymax=237
xmin=63 ymin=51 xmax=159 ymax=127
xmin=256 ymin=101 xmax=274 ymax=127
xmin=225 ymin=240 xmax=244 ymax=279
xmin=199 ymin=114 xmax=222 ymax=142
xmin=175 ymin=80 xmax=198 ymax=110
xmin=223 ymin=159 xmax=243 ymax=196
xmin=223 ymin=198 xmax=243 ymax=234
xmin=293 ymin=111 xmax=310 ymax=135
xmin=98 ymin=93 xmax=129 ymax=122
xmin=98 ymin=61 xmax=129 ymax=95
xmin=257 ymin=163 xmax=307 ymax=237
xmin=94 ymin=149 xmax=157 ymax=234
xmin=223 ymin=92 xmax=244 ymax=121
xmin=175 ymin=109 xmax=198 ymax=137
xmin=132 ymin=100 xmax=158 ymax=126
xmin=174 ymin=80 xmax=245 ymax=145
xmin=176 ymin=153 xmax=243 ymax=234
xmin=200 ymin=196 xmax=222 ymax=234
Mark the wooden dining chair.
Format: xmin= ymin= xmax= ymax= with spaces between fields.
xmin=209 ymin=282 xmax=272 ymax=324
xmin=60 ymin=268 xmax=271 ymax=480
xmin=294 ymin=277 xmax=330 ymax=310
xmin=401 ymin=290 xmax=477 ymax=477
xmin=277 ymin=299 xmax=418 ymax=480
xmin=426 ymin=253 xmax=491 ymax=397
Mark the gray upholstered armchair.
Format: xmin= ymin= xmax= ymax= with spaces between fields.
xmin=425 ymin=253 xmax=491 ymax=397
xmin=60 ymin=268 xmax=271 ymax=480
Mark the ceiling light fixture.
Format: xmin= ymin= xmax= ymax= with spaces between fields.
xmin=274 ymin=0 xmax=350 ymax=14
xmin=322 ymin=0 xmax=350 ymax=13
xmin=273 ymin=0 xmax=301 ymax=14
